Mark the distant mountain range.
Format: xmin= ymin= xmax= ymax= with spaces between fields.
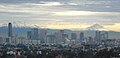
xmin=86 ymin=24 xmax=104 ymax=30
xmin=0 ymin=26 xmax=120 ymax=39
xmin=0 ymin=26 xmax=31 ymax=37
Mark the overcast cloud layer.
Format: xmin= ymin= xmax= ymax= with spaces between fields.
xmin=0 ymin=0 xmax=120 ymax=31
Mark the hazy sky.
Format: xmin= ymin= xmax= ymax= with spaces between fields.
xmin=0 ymin=0 xmax=120 ymax=31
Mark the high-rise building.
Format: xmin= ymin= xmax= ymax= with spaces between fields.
xmin=101 ymin=32 xmax=108 ymax=40
xmin=39 ymin=29 xmax=47 ymax=43
xmin=32 ymin=28 xmax=39 ymax=40
xmin=0 ymin=37 xmax=4 ymax=44
xmin=27 ymin=31 xmax=32 ymax=39
xmin=8 ymin=23 xmax=12 ymax=37
xmin=88 ymin=36 xmax=94 ymax=44
xmin=71 ymin=33 xmax=77 ymax=40
xmin=95 ymin=31 xmax=108 ymax=44
xmin=54 ymin=30 xmax=64 ymax=44
xmin=80 ymin=32 xmax=84 ymax=43
xmin=47 ymin=35 xmax=55 ymax=44
xmin=95 ymin=31 xmax=101 ymax=42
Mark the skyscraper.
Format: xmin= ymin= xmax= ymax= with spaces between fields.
xmin=8 ymin=22 xmax=12 ymax=37
xmin=95 ymin=31 xmax=101 ymax=43
xmin=47 ymin=35 xmax=55 ymax=44
xmin=95 ymin=31 xmax=108 ymax=44
xmin=71 ymin=33 xmax=77 ymax=40
xmin=80 ymin=32 xmax=84 ymax=43
xmin=27 ymin=31 xmax=32 ymax=39
xmin=39 ymin=29 xmax=47 ymax=43
xmin=100 ymin=31 xmax=108 ymax=40
xmin=32 ymin=28 xmax=39 ymax=40
xmin=54 ymin=30 xmax=64 ymax=44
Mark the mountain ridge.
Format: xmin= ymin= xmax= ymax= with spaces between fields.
xmin=0 ymin=26 xmax=120 ymax=39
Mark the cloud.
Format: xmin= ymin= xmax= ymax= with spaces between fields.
xmin=0 ymin=0 xmax=40 ymax=4
xmin=103 ymin=23 xmax=120 ymax=32
xmin=31 ymin=2 xmax=63 ymax=6
xmin=42 ymin=24 xmax=90 ymax=30
xmin=53 ymin=11 xmax=120 ymax=16
xmin=0 ymin=0 xmax=120 ymax=31
xmin=53 ymin=11 xmax=98 ymax=16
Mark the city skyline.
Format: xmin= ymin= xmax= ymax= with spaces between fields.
xmin=0 ymin=0 xmax=120 ymax=32
xmin=0 ymin=22 xmax=120 ymax=58
xmin=0 ymin=1 xmax=120 ymax=58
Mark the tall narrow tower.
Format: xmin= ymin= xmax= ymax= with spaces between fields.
xmin=80 ymin=32 xmax=84 ymax=43
xmin=8 ymin=22 xmax=12 ymax=37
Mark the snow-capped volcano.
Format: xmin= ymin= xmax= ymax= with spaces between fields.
xmin=86 ymin=24 xmax=104 ymax=30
